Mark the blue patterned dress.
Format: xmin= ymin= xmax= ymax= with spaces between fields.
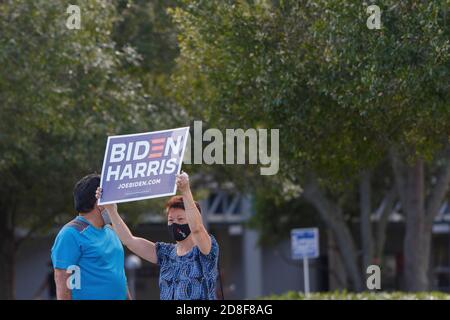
xmin=155 ymin=234 xmax=219 ymax=300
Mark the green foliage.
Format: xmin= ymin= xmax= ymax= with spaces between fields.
xmin=114 ymin=0 xmax=180 ymax=74
xmin=262 ymin=290 xmax=450 ymax=300
xmin=0 ymin=0 xmax=163 ymax=231
xmin=170 ymin=0 xmax=450 ymax=184
xmin=167 ymin=0 xmax=449 ymax=252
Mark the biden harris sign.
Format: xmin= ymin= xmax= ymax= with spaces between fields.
xmin=98 ymin=127 xmax=190 ymax=205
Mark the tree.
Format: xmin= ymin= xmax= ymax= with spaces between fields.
xmin=310 ymin=0 xmax=450 ymax=291
xmin=112 ymin=0 xmax=184 ymax=119
xmin=169 ymin=0 xmax=449 ymax=290
xmin=0 ymin=0 xmax=155 ymax=299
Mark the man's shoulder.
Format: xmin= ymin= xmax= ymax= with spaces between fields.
xmin=52 ymin=220 xmax=82 ymax=250
xmin=55 ymin=218 xmax=89 ymax=241
xmin=62 ymin=218 xmax=90 ymax=233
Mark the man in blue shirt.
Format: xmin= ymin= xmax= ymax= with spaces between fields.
xmin=51 ymin=174 xmax=130 ymax=300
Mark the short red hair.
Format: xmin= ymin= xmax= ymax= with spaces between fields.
xmin=165 ymin=196 xmax=201 ymax=214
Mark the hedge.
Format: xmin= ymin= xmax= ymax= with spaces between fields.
xmin=262 ymin=291 xmax=450 ymax=300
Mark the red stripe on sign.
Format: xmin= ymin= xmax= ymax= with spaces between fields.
xmin=148 ymin=153 xmax=163 ymax=158
xmin=151 ymin=138 xmax=166 ymax=144
xmin=151 ymin=145 xmax=164 ymax=151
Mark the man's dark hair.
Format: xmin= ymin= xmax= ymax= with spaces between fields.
xmin=73 ymin=174 xmax=100 ymax=213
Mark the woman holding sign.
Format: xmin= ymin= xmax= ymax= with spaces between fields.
xmin=96 ymin=171 xmax=220 ymax=300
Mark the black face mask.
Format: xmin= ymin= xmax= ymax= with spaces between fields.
xmin=168 ymin=223 xmax=191 ymax=242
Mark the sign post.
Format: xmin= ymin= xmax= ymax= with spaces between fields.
xmin=303 ymin=256 xmax=309 ymax=294
xmin=291 ymin=228 xmax=319 ymax=296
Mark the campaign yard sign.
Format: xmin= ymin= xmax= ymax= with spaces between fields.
xmin=98 ymin=127 xmax=189 ymax=205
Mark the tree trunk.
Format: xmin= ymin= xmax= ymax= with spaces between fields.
xmin=374 ymin=187 xmax=397 ymax=265
xmin=0 ymin=209 xmax=16 ymax=300
xmin=359 ymin=170 xmax=373 ymax=271
xmin=391 ymin=147 xmax=450 ymax=292
xmin=327 ymin=228 xmax=348 ymax=290
xmin=303 ymin=178 xmax=364 ymax=291
xmin=402 ymin=158 xmax=429 ymax=291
